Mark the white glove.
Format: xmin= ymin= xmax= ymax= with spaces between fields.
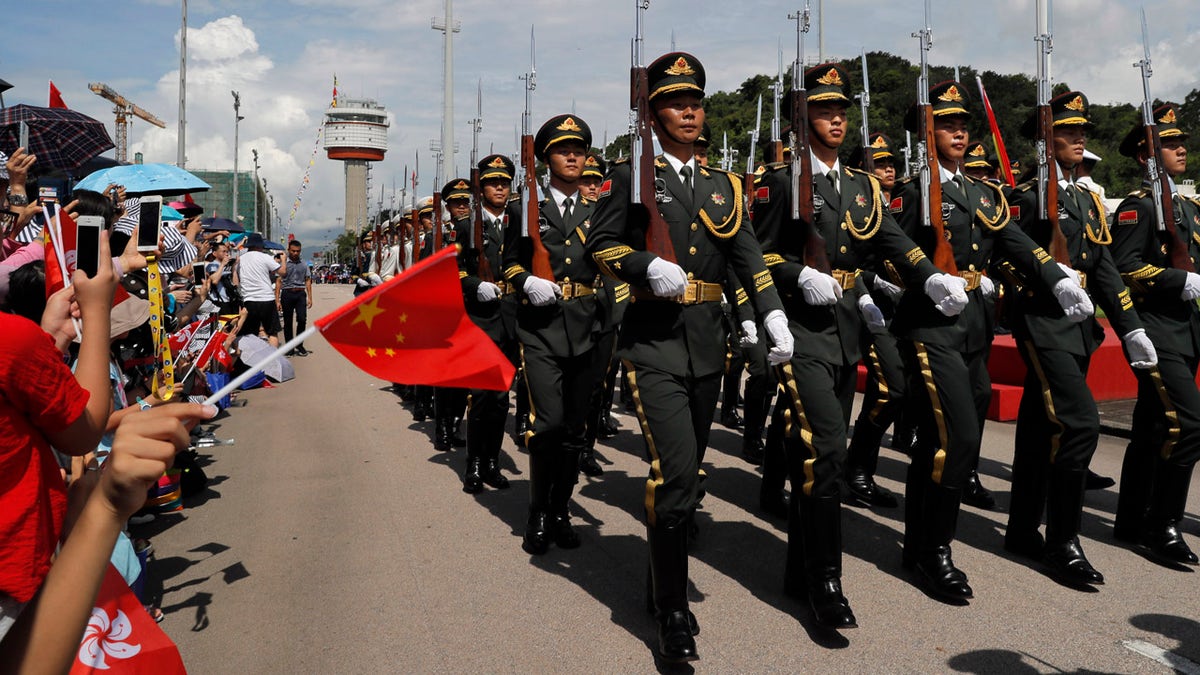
xmin=1123 ymin=328 xmax=1158 ymax=369
xmin=797 ymin=267 xmax=844 ymax=306
xmin=1056 ymin=262 xmax=1082 ymax=288
xmin=872 ymin=276 xmax=904 ymax=302
xmin=978 ymin=274 xmax=996 ymax=299
xmin=523 ymin=275 xmax=561 ymax=306
xmin=367 ymin=273 xmax=384 ymax=286
xmin=739 ymin=320 xmax=758 ymax=348
xmin=1053 ymin=278 xmax=1094 ymax=323
xmin=924 ymin=273 xmax=969 ymax=317
xmin=477 ymin=281 xmax=502 ymax=302
xmin=763 ymin=310 xmax=793 ymax=365
xmin=646 ymin=257 xmax=689 ymax=298
xmin=1182 ymin=272 xmax=1200 ymax=301
xmin=858 ymin=293 xmax=887 ymax=331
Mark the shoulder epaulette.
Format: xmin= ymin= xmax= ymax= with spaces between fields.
xmin=1012 ymin=180 xmax=1035 ymax=193
xmin=701 ymin=164 xmax=731 ymax=176
xmin=1129 ymin=188 xmax=1149 ymax=198
xmin=613 ymin=157 xmax=630 ymax=166
xmin=765 ymin=161 xmax=788 ymax=171
xmin=895 ymin=175 xmax=918 ymax=188
xmin=844 ymin=167 xmax=871 ymax=178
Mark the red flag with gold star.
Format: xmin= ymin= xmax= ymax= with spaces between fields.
xmin=313 ymin=247 xmax=515 ymax=390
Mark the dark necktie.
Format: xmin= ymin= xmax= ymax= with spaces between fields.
xmin=827 ymin=168 xmax=839 ymax=194
xmin=679 ymin=165 xmax=694 ymax=210
xmin=953 ymin=175 xmax=968 ymax=203
xmin=562 ymin=196 xmax=574 ymax=224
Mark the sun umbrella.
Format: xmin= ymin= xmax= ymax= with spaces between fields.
xmin=161 ymin=205 xmax=184 ymax=221
xmin=167 ymin=200 xmax=203 ymax=217
xmin=200 ymin=217 xmax=243 ymax=233
xmin=234 ymin=334 xmax=295 ymax=383
xmin=74 ymin=163 xmax=211 ymax=197
xmin=0 ymin=104 xmax=115 ymax=171
xmin=262 ymin=240 xmax=285 ymax=251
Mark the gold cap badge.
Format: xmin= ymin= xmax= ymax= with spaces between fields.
xmin=488 ymin=156 xmax=507 ymax=168
xmin=1159 ymin=108 xmax=1177 ymax=124
xmin=969 ymin=144 xmax=987 ymax=157
xmin=665 ymin=57 xmax=695 ymax=76
xmin=938 ymin=85 xmax=963 ymax=103
xmin=816 ymin=68 xmax=843 ymax=87
xmin=871 ymin=135 xmax=888 ymax=148
xmin=1065 ymin=95 xmax=1085 ymax=112
xmin=557 ymin=117 xmax=583 ymax=132
xmin=585 ymin=156 xmax=598 ymax=166
xmin=454 ymin=180 xmax=469 ymax=189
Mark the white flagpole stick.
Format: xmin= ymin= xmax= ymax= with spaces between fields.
xmin=177 ymin=323 xmax=222 ymax=386
xmin=202 ymin=326 xmax=317 ymax=406
xmin=44 ymin=204 xmax=82 ymax=338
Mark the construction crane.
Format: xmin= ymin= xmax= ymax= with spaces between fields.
xmin=88 ymin=82 xmax=166 ymax=163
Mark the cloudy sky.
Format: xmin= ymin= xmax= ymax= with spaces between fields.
xmin=5 ymin=0 xmax=1199 ymax=249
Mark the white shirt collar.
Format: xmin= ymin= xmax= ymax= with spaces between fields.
xmin=660 ymin=151 xmax=696 ymax=180
xmin=547 ymin=185 xmax=579 ymax=216
xmin=810 ymin=152 xmax=841 ymax=178
xmin=939 ymin=163 xmax=964 ymax=184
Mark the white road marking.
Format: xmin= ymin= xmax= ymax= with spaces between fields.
xmin=1123 ymin=639 xmax=1200 ymax=675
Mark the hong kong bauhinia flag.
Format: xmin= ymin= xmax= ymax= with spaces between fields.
xmin=70 ymin=564 xmax=186 ymax=674
xmin=314 ymin=247 xmax=515 ymax=390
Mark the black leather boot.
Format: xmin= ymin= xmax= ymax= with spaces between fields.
xmin=846 ymin=415 xmax=893 ymax=507
xmin=549 ymin=450 xmax=582 ymax=549
xmin=522 ymin=448 xmax=552 ymax=555
xmin=578 ymin=448 xmax=603 ymax=477
xmin=759 ymin=416 xmax=789 ymax=519
xmin=1043 ymin=468 xmax=1104 ymax=585
xmin=480 ymin=456 xmax=509 ymax=489
xmin=800 ymin=497 xmax=857 ymax=629
xmin=1141 ymin=463 xmax=1198 ymax=565
xmin=451 ymin=417 xmax=466 ymax=447
xmin=433 ymin=417 xmax=452 ymax=451
xmin=1005 ymin=450 xmax=1048 ymax=560
xmin=844 ymin=464 xmax=898 ymax=508
xmin=1113 ymin=441 xmax=1152 ymax=542
xmin=901 ymin=462 xmax=927 ymax=570
xmin=648 ymin=524 xmax=698 ymax=664
xmin=462 ymin=456 xmax=483 ymax=494
xmin=962 ymin=470 xmax=996 ymax=510
xmin=912 ymin=483 xmax=973 ymax=601
xmin=741 ymin=389 xmax=767 ymax=465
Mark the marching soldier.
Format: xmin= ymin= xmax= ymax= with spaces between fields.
xmin=587 ymin=52 xmax=792 ymax=663
xmin=962 ymin=142 xmax=995 ymax=182
xmin=457 ymin=155 xmax=521 ymax=493
xmin=502 ymin=114 xmax=602 ymax=555
xmin=579 ymin=152 xmax=626 ymax=476
xmin=434 ymin=180 xmax=472 ymax=451
xmin=891 ymin=80 xmax=1091 ymax=601
xmin=844 ymin=132 xmax=908 ymax=509
xmin=755 ymin=63 xmax=961 ymax=628
xmin=1110 ymin=103 xmax=1200 ymax=566
xmin=411 ymin=197 xmax=437 ymax=422
xmin=1002 ymin=91 xmax=1157 ymax=587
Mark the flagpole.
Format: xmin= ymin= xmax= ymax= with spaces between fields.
xmin=202 ymin=326 xmax=317 ymax=406
xmin=177 ymin=320 xmax=223 ymax=386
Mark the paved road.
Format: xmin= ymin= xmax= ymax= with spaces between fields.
xmin=141 ymin=283 xmax=1200 ymax=673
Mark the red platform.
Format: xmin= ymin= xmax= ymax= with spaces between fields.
xmin=855 ymin=319 xmax=1179 ymax=422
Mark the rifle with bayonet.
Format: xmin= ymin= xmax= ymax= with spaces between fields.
xmin=746 ymin=94 xmax=763 ymax=209
xmin=519 ymin=26 xmax=553 ymax=279
xmin=1135 ymin=9 xmax=1193 ymax=272
xmin=913 ymin=0 xmax=957 ymax=275
xmin=789 ymin=3 xmax=829 ymax=273
xmin=470 ymin=79 xmax=493 ymax=282
xmin=857 ymin=48 xmax=873 ymax=173
xmin=1035 ymin=0 xmax=1069 ymax=265
xmin=629 ymin=0 xmax=676 ymax=261
xmin=770 ymin=45 xmax=785 ymax=164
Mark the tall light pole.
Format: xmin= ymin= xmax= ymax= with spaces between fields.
xmin=251 ymin=148 xmax=261 ymax=236
xmin=231 ymin=91 xmax=242 ymax=220
xmin=431 ymin=0 xmax=460 ymax=186
xmin=177 ymin=0 xmax=187 ymax=167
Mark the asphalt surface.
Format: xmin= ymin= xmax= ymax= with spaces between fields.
xmin=140 ymin=283 xmax=1200 ymax=673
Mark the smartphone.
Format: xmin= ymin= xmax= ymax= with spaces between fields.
xmin=76 ymin=216 xmax=104 ymax=278
xmin=18 ymin=121 xmax=29 ymax=150
xmin=192 ymin=261 xmax=207 ymax=286
xmin=137 ymin=195 xmax=162 ymax=253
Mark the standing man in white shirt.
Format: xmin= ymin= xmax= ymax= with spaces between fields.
xmin=236 ymin=232 xmax=282 ymax=348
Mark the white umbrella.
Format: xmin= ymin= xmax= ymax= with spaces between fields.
xmin=234 ymin=335 xmax=295 ymax=383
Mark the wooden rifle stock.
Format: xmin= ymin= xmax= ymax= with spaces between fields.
xmin=631 ymin=64 xmax=676 ymax=262
xmin=433 ymin=193 xmax=444 ymax=250
xmin=411 ymin=210 xmax=422 ymax=264
xmin=1039 ymin=103 xmax=1070 ymax=265
xmin=471 ymin=166 xmax=494 ymax=282
xmin=397 ymin=213 xmax=407 ymax=271
xmin=920 ymin=104 xmax=957 ymax=275
xmin=521 ymin=133 xmax=553 ymax=279
xmin=790 ymin=88 xmax=829 ymax=274
xmin=1145 ymin=125 xmax=1194 ymax=272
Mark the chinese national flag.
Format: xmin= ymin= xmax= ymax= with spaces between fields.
xmin=44 ymin=210 xmax=130 ymax=304
xmin=70 ymin=564 xmax=186 ymax=674
xmin=49 ymin=80 xmax=68 ymax=109
xmin=314 ymin=247 xmax=514 ymax=390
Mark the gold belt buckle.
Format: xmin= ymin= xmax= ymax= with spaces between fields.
xmin=833 ymin=270 xmax=856 ymax=290
xmin=960 ymin=270 xmax=981 ymax=291
xmin=682 ymin=281 xmax=700 ymax=304
xmin=561 ymin=281 xmax=574 ymax=300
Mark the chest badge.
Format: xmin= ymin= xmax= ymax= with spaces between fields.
xmin=710 ymin=192 xmax=726 ymax=206
xmin=941 ymin=203 xmax=954 ymax=220
xmin=979 ymin=195 xmax=991 ymax=209
xmin=813 ymin=193 xmax=825 ymax=213
xmin=854 ymin=193 xmax=867 ymax=208
xmin=538 ymin=216 xmax=550 ymax=235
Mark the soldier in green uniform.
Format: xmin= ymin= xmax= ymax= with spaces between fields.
xmin=456 ymin=155 xmax=521 ymax=493
xmin=587 ymin=52 xmax=792 ymax=663
xmin=755 ymin=63 xmax=962 ymax=627
xmin=891 ymin=81 xmax=1092 ymax=601
xmin=1109 ymin=103 xmax=1200 ymax=566
xmin=844 ymin=131 xmax=908 ymax=509
xmin=1002 ymin=91 xmax=1157 ymax=587
xmin=434 ymin=180 xmax=473 ymax=452
xmin=410 ymin=197 xmax=437 ymax=422
xmin=502 ymin=114 xmax=602 ymax=556
xmin=579 ymin=152 xmax=626 ymax=476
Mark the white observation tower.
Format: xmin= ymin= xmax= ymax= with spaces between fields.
xmin=324 ymin=95 xmax=389 ymax=233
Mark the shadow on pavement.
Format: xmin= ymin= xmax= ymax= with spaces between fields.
xmin=1130 ymin=613 xmax=1200 ymax=666
xmin=945 ymin=649 xmax=1048 ymax=673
